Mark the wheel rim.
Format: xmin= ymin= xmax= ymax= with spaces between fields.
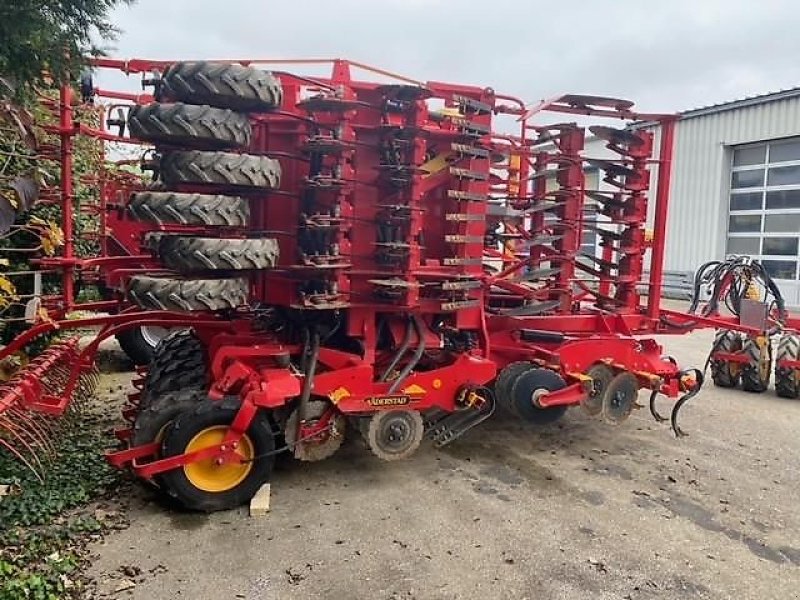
xmin=141 ymin=325 xmax=170 ymax=348
xmin=183 ymin=426 xmax=254 ymax=493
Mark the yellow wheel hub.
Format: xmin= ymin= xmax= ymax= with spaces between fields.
xmin=183 ymin=426 xmax=254 ymax=493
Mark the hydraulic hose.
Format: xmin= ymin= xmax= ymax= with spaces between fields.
xmin=379 ymin=316 xmax=413 ymax=382
xmin=388 ymin=315 xmax=426 ymax=394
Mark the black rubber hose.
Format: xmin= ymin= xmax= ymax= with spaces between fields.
xmin=388 ymin=316 xmax=426 ymax=394
xmin=379 ymin=316 xmax=413 ymax=382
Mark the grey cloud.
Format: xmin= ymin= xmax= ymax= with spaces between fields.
xmin=101 ymin=0 xmax=800 ymax=114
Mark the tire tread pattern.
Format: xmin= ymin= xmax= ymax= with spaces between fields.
xmin=156 ymin=236 xmax=279 ymax=272
xmin=128 ymin=102 xmax=251 ymax=148
xmin=710 ymin=329 xmax=742 ymax=388
xmin=160 ymin=150 xmax=281 ymax=190
xmin=741 ymin=336 xmax=772 ymax=393
xmin=128 ymin=275 xmax=248 ymax=311
xmin=158 ymin=62 xmax=283 ymax=112
xmin=139 ymin=329 xmax=208 ymax=409
xmin=775 ymin=333 xmax=800 ymax=398
xmin=129 ymin=191 xmax=249 ymax=227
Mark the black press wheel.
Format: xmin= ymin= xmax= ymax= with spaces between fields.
xmin=775 ymin=333 xmax=800 ymax=398
xmin=508 ymin=368 xmax=568 ymax=425
xmin=741 ymin=336 xmax=772 ymax=393
xmin=494 ymin=361 xmax=533 ymax=412
xmin=160 ymin=398 xmax=275 ymax=512
xmin=709 ymin=329 xmax=743 ymax=388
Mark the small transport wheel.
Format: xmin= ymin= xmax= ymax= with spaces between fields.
xmin=709 ymin=329 xmax=743 ymax=388
xmin=741 ymin=335 xmax=772 ymax=393
xmin=115 ymin=325 xmax=170 ymax=366
xmin=160 ymin=398 xmax=275 ymax=512
xmin=582 ymin=363 xmax=614 ymax=416
xmin=774 ymin=333 xmax=800 ymax=398
xmin=134 ymin=390 xmax=209 ymax=449
xmin=494 ymin=361 xmax=533 ymax=411
xmin=508 ymin=368 xmax=568 ymax=425
xmin=132 ymin=389 xmax=208 ymax=488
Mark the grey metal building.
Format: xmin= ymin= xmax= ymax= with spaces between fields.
xmin=585 ymin=89 xmax=800 ymax=304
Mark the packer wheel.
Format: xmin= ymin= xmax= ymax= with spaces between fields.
xmin=159 ymin=150 xmax=281 ymax=190
xmin=157 ymin=61 xmax=283 ymax=112
xmin=741 ymin=335 xmax=772 ymax=393
xmin=129 ymin=191 xmax=250 ymax=227
xmin=127 ymin=275 xmax=249 ymax=312
xmin=155 ymin=236 xmax=279 ymax=273
xmin=709 ymin=329 xmax=742 ymax=388
xmin=128 ymin=102 xmax=251 ymax=148
xmin=494 ymin=361 xmax=533 ymax=412
xmin=775 ymin=333 xmax=800 ymax=398
xmin=508 ymin=368 xmax=568 ymax=425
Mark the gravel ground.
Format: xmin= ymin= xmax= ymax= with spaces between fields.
xmin=86 ymin=328 xmax=800 ymax=600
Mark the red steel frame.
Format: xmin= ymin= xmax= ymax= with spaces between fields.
xmin=2 ymin=57 xmax=791 ymax=480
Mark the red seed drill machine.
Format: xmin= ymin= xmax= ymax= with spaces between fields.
xmin=2 ymin=57 xmax=797 ymax=511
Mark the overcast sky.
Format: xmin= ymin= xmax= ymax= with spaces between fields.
xmin=100 ymin=0 xmax=800 ymax=115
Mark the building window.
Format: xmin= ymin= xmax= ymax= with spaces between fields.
xmin=728 ymin=138 xmax=800 ymax=281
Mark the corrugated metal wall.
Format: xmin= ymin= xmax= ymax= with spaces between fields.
xmin=585 ymin=95 xmax=800 ymax=273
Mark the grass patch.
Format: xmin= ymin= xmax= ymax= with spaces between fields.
xmin=0 ymin=409 xmax=122 ymax=599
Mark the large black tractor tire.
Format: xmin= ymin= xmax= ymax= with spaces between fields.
xmin=160 ymin=397 xmax=276 ymax=512
xmin=775 ymin=333 xmax=800 ymax=399
xmin=140 ymin=329 xmax=208 ymax=409
xmin=129 ymin=191 xmax=250 ymax=227
xmin=157 ymin=61 xmax=283 ymax=112
xmin=133 ymin=389 xmax=208 ymax=448
xmin=127 ymin=275 xmax=249 ymax=311
xmin=709 ymin=329 xmax=743 ymax=388
xmin=741 ymin=336 xmax=772 ymax=393
xmin=508 ymin=367 xmax=568 ymax=425
xmin=159 ymin=150 xmax=281 ymax=190
xmin=493 ymin=361 xmax=533 ymax=412
xmin=116 ymin=325 xmax=170 ymax=366
xmin=128 ymin=102 xmax=251 ymax=149
xmin=97 ymin=281 xmax=171 ymax=366
xmin=155 ymin=236 xmax=279 ymax=273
